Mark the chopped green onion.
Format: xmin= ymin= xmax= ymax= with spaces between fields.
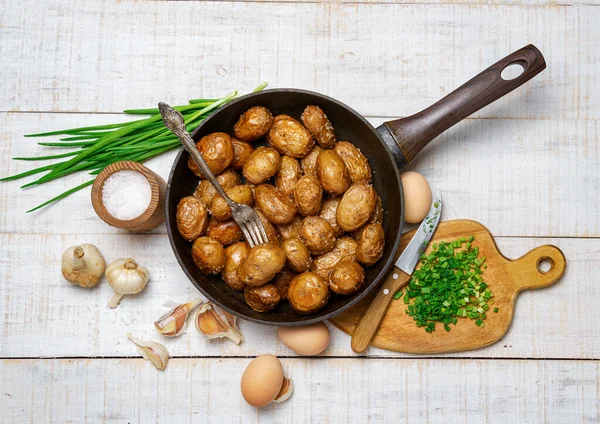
xmin=402 ymin=236 xmax=493 ymax=333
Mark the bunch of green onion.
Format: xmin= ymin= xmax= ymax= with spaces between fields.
xmin=1 ymin=82 xmax=268 ymax=212
xmin=394 ymin=236 xmax=496 ymax=333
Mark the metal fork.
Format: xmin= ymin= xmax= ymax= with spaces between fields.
xmin=158 ymin=102 xmax=269 ymax=247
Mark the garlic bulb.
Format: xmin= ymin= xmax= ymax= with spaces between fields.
xmin=195 ymin=301 xmax=244 ymax=344
xmin=154 ymin=298 xmax=203 ymax=337
xmin=105 ymin=258 xmax=149 ymax=308
xmin=127 ymin=333 xmax=169 ymax=370
xmin=61 ymin=244 xmax=106 ymax=288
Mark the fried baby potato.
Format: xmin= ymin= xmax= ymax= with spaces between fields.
xmin=237 ymin=243 xmax=287 ymax=287
xmin=300 ymin=145 xmax=323 ymax=178
xmin=255 ymin=184 xmax=298 ymax=225
xmin=222 ymin=242 xmax=251 ymax=291
xmin=310 ymin=237 xmax=358 ymax=279
xmin=277 ymin=215 xmax=303 ymax=241
xmin=355 ymin=222 xmax=385 ymax=266
xmin=176 ymin=196 xmax=209 ymax=242
xmin=301 ymin=105 xmax=336 ymax=149
xmin=244 ymin=284 xmax=281 ymax=312
xmin=288 ymin=272 xmax=330 ymax=314
xmin=371 ymin=195 xmax=383 ymax=224
xmin=272 ymin=269 xmax=298 ymax=301
xmin=231 ymin=138 xmax=255 ymax=170
xmin=316 ymin=150 xmax=351 ymax=195
xmin=193 ymin=169 xmax=240 ymax=206
xmin=192 ymin=237 xmax=226 ymax=275
xmin=353 ymin=196 xmax=384 ymax=239
xmin=275 ymin=156 xmax=301 ymax=197
xmin=333 ymin=141 xmax=372 ymax=183
xmin=254 ymin=208 xmax=280 ymax=245
xmin=298 ymin=216 xmax=336 ymax=255
xmin=336 ymin=182 xmax=377 ymax=232
xmin=281 ymin=238 xmax=312 ymax=273
xmin=267 ymin=115 xmax=315 ymax=158
xmin=318 ymin=197 xmax=344 ymax=237
xmin=294 ymin=175 xmax=323 ymax=217
xmin=188 ymin=132 xmax=234 ymax=178
xmin=242 ymin=147 xmax=282 ymax=185
xmin=234 ymin=106 xmax=274 ymax=142
xmin=329 ymin=261 xmax=365 ymax=295
xmin=207 ymin=219 xmax=244 ymax=246
xmin=211 ymin=185 xmax=254 ymax=221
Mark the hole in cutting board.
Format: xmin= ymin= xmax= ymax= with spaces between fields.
xmin=537 ymin=257 xmax=554 ymax=274
xmin=501 ymin=63 xmax=525 ymax=80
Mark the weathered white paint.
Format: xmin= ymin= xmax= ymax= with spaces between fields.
xmin=0 ymin=0 xmax=598 ymax=119
xmin=1 ymin=113 xmax=598 ymax=238
xmin=1 ymin=0 xmax=598 ymax=421
xmin=184 ymin=0 xmax=599 ymax=4
xmin=0 ymin=358 xmax=597 ymax=423
xmin=0 ymin=233 xmax=597 ymax=359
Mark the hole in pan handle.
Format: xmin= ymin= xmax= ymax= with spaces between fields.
xmin=379 ymin=44 xmax=546 ymax=169
xmin=501 ymin=62 xmax=526 ymax=81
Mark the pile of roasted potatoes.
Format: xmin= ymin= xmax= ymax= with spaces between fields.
xmin=176 ymin=105 xmax=385 ymax=315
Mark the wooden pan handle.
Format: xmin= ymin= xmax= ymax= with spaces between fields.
xmin=383 ymin=44 xmax=546 ymax=165
xmin=508 ymin=244 xmax=567 ymax=291
xmin=351 ymin=268 xmax=411 ymax=353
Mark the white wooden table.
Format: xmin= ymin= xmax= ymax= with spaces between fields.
xmin=1 ymin=0 xmax=598 ymax=422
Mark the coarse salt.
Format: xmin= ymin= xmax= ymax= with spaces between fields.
xmin=102 ymin=170 xmax=152 ymax=220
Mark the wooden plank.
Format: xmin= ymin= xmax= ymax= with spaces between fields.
xmin=1 ymin=112 xmax=598 ymax=238
xmin=0 ymin=358 xmax=597 ymax=423
xmin=174 ymin=0 xmax=600 ymax=4
xmin=0 ymin=0 xmax=598 ymax=119
xmin=0 ymin=232 xmax=597 ymax=359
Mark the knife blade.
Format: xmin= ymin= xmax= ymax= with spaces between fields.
xmin=350 ymin=190 xmax=443 ymax=353
xmin=395 ymin=190 xmax=443 ymax=275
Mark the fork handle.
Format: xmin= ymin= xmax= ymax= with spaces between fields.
xmin=175 ymin=127 xmax=236 ymax=208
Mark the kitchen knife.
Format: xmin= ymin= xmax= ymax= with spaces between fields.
xmin=351 ymin=190 xmax=443 ymax=353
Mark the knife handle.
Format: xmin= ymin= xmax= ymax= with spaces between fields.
xmin=351 ymin=268 xmax=412 ymax=353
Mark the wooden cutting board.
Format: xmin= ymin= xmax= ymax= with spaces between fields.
xmin=329 ymin=220 xmax=566 ymax=354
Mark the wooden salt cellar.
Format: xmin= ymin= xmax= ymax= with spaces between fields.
xmin=91 ymin=161 xmax=166 ymax=231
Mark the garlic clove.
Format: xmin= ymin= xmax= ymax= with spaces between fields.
xmin=195 ymin=301 xmax=244 ymax=344
xmin=106 ymin=258 xmax=149 ymax=308
xmin=127 ymin=333 xmax=169 ymax=370
xmin=108 ymin=293 xmax=125 ymax=309
xmin=61 ymin=243 xmax=106 ymax=288
xmin=154 ymin=298 xmax=203 ymax=337
xmin=273 ymin=377 xmax=293 ymax=403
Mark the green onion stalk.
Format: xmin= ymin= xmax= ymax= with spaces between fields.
xmin=1 ymin=82 xmax=268 ymax=212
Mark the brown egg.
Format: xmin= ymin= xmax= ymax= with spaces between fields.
xmin=400 ymin=171 xmax=432 ymax=223
xmin=277 ymin=322 xmax=330 ymax=355
xmin=240 ymin=354 xmax=284 ymax=407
